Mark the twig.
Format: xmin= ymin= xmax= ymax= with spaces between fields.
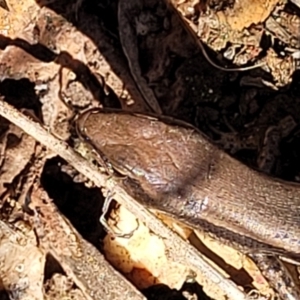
xmin=0 ymin=98 xmax=249 ymax=300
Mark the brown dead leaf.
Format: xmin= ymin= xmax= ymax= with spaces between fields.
xmin=263 ymin=48 xmax=297 ymax=86
xmin=0 ymin=123 xmax=36 ymax=197
xmin=0 ymin=220 xmax=45 ymax=300
xmin=194 ymin=231 xmax=273 ymax=297
xmin=217 ymin=0 xmax=281 ymax=31
xmin=0 ymin=0 xmax=39 ymax=38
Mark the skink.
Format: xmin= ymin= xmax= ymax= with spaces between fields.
xmin=76 ymin=108 xmax=300 ymax=257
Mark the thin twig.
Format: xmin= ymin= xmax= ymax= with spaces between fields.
xmin=0 ymin=98 xmax=249 ymax=300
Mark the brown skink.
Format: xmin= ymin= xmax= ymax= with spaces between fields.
xmin=76 ymin=108 xmax=300 ymax=257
